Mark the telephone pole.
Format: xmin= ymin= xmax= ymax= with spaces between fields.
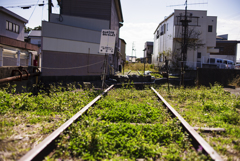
xmin=48 ymin=0 xmax=52 ymax=21
xmin=179 ymin=0 xmax=192 ymax=86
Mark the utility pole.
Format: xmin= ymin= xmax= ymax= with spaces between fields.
xmin=132 ymin=42 xmax=136 ymax=63
xmin=180 ymin=0 xmax=191 ymax=86
xmin=167 ymin=0 xmax=207 ymax=86
xmin=48 ymin=0 xmax=52 ymax=21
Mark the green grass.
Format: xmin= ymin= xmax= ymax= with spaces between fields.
xmin=50 ymin=87 xmax=209 ymax=160
xmin=0 ymin=83 xmax=100 ymax=160
xmin=155 ymin=83 xmax=240 ymax=160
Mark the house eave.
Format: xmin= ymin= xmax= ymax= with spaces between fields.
xmin=0 ymin=6 xmax=28 ymax=23
xmin=114 ymin=0 xmax=124 ymax=23
xmin=154 ymin=13 xmax=174 ymax=34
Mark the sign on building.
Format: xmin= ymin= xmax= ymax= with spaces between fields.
xmin=99 ymin=30 xmax=116 ymax=54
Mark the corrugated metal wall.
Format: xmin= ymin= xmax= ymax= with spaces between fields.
xmin=50 ymin=14 xmax=110 ymax=31
xmin=42 ymin=51 xmax=105 ymax=76
xmin=61 ymin=0 xmax=111 ymax=21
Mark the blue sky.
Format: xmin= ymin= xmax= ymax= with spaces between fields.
xmin=1 ymin=0 xmax=240 ymax=60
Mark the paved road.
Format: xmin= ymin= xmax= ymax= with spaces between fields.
xmin=224 ymin=88 xmax=240 ymax=96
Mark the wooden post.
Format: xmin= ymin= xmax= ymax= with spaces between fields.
xmin=0 ymin=47 xmax=3 ymax=67
xmin=102 ymin=54 xmax=108 ymax=89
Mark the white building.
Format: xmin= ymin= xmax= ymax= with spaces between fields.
xmin=152 ymin=9 xmax=218 ymax=69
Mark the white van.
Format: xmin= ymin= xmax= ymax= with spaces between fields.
xmin=207 ymin=58 xmax=225 ymax=69
xmin=223 ymin=59 xmax=235 ymax=69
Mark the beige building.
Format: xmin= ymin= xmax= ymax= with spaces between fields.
xmin=153 ymin=9 xmax=218 ymax=69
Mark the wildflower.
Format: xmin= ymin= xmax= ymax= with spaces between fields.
xmin=197 ymin=145 xmax=203 ymax=153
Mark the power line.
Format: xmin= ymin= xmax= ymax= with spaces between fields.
xmin=40 ymin=60 xmax=105 ymax=70
xmin=28 ymin=0 xmax=40 ymax=22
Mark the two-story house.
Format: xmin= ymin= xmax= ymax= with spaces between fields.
xmin=152 ymin=9 xmax=218 ymax=69
xmin=41 ymin=0 xmax=124 ymax=80
xmin=211 ymin=34 xmax=240 ymax=63
xmin=143 ymin=42 xmax=153 ymax=64
xmin=0 ymin=7 xmax=39 ymax=67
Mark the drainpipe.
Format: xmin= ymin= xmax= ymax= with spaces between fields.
xmin=0 ymin=47 xmax=3 ymax=67
xmin=16 ymin=51 xmax=20 ymax=66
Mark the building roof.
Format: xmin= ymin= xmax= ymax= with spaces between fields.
xmin=0 ymin=6 xmax=28 ymax=23
xmin=28 ymin=30 xmax=42 ymax=37
xmin=154 ymin=9 xmax=209 ymax=34
xmin=115 ymin=0 xmax=124 ymax=23
xmin=0 ymin=35 xmax=39 ymax=51
xmin=119 ymin=38 xmax=126 ymax=44
xmin=216 ymin=40 xmax=240 ymax=43
xmin=154 ymin=13 xmax=174 ymax=34
xmin=146 ymin=42 xmax=153 ymax=46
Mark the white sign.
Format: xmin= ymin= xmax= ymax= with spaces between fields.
xmin=99 ymin=29 xmax=117 ymax=54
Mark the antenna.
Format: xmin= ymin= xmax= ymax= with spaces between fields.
xmin=132 ymin=42 xmax=136 ymax=61
xmin=167 ymin=2 xmax=208 ymax=7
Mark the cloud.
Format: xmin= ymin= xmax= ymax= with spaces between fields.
xmin=120 ymin=22 xmax=158 ymax=58
xmin=217 ymin=18 xmax=240 ymax=40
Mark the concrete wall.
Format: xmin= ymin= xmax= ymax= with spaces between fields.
xmin=50 ymin=14 xmax=110 ymax=31
xmin=0 ymin=11 xmax=25 ymax=41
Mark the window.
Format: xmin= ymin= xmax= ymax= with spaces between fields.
xmin=9 ymin=22 xmax=12 ymax=31
xmin=15 ymin=25 xmax=19 ymax=33
xmin=197 ymin=52 xmax=201 ymax=58
xmin=6 ymin=21 xmax=8 ymax=29
xmin=167 ymin=23 xmax=168 ymax=31
xmin=208 ymin=25 xmax=212 ymax=32
xmin=13 ymin=24 xmax=16 ymax=32
xmin=6 ymin=21 xmax=19 ymax=33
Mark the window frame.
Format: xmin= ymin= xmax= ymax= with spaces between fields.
xmin=6 ymin=21 xmax=19 ymax=33
xmin=197 ymin=52 xmax=201 ymax=58
xmin=208 ymin=25 xmax=213 ymax=32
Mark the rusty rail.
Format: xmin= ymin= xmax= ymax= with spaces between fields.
xmin=19 ymin=85 xmax=223 ymax=160
xmin=151 ymin=87 xmax=223 ymax=161
xmin=19 ymin=85 xmax=114 ymax=161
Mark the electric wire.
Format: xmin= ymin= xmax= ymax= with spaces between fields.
xmin=41 ymin=1 xmax=44 ymax=21
xmin=28 ymin=0 xmax=40 ymax=22
xmin=39 ymin=60 xmax=105 ymax=70
xmin=2 ymin=56 xmax=105 ymax=70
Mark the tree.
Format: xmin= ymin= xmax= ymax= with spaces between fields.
xmin=170 ymin=27 xmax=205 ymax=68
xmin=33 ymin=25 xmax=42 ymax=30
xmin=177 ymin=27 xmax=204 ymax=50
xmin=24 ymin=26 xmax=32 ymax=33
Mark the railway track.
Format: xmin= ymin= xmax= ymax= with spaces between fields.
xmin=19 ymin=85 xmax=223 ymax=161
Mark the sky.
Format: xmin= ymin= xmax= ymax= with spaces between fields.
xmin=1 ymin=0 xmax=240 ymax=60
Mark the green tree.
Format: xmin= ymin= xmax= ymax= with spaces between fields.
xmin=33 ymin=25 xmax=42 ymax=30
xmin=24 ymin=26 xmax=32 ymax=33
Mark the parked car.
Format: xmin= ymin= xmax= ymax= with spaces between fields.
xmin=235 ymin=64 xmax=240 ymax=69
xmin=223 ymin=59 xmax=235 ymax=69
xmin=207 ymin=58 xmax=225 ymax=69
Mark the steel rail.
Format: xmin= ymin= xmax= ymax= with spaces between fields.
xmin=151 ymin=87 xmax=223 ymax=161
xmin=19 ymin=85 xmax=114 ymax=161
